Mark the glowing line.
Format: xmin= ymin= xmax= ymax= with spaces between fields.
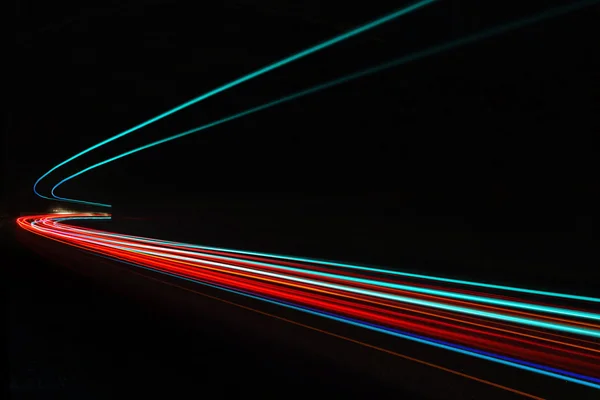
xmin=36 ymin=224 xmax=600 ymax=321
xmin=53 ymin=218 xmax=600 ymax=305
xmin=47 ymin=219 xmax=600 ymax=354
xmin=130 ymin=271 xmax=547 ymax=400
xmin=28 ymin=223 xmax=544 ymax=399
xmin=34 ymin=0 xmax=437 ymax=204
xmin=50 ymin=0 xmax=600 ymax=208
xmin=18 ymin=214 xmax=600 ymax=388
xmin=88 ymin=251 xmax=600 ymax=390
xmin=25 ymin=221 xmax=600 ymax=338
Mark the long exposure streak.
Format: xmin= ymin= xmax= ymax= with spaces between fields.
xmin=47 ymin=0 xmax=599 ymax=208
xmin=18 ymin=214 xmax=600 ymax=392
xmin=34 ymin=0 xmax=437 ymax=206
xmin=24 ymin=1 xmax=599 ymax=397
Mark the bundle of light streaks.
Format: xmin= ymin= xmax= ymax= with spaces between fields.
xmin=18 ymin=213 xmax=600 ymax=390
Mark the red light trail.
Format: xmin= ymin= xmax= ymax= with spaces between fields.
xmin=17 ymin=213 xmax=600 ymax=395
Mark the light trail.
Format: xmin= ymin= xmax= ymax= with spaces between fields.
xmin=30 ymin=225 xmax=600 ymax=333
xmin=18 ymin=214 xmax=600 ymax=393
xmin=23 ymin=1 xmax=599 ymax=395
xmin=35 ymin=220 xmax=600 ymax=321
xmin=47 ymin=0 xmax=600 ymax=208
xmin=126 ymin=269 xmax=546 ymax=400
xmin=52 ymin=220 xmax=600 ymax=305
xmin=33 ymin=0 xmax=437 ymax=206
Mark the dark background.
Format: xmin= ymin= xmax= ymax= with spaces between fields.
xmin=3 ymin=1 xmax=600 ymax=397
xmin=6 ymin=0 xmax=599 ymax=286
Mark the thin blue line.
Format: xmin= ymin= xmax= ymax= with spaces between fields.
xmin=45 ymin=226 xmax=600 ymax=338
xmin=55 ymin=216 xmax=600 ymax=305
xmin=82 ymin=249 xmax=600 ymax=390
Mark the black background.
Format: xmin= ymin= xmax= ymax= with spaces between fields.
xmin=4 ymin=1 xmax=600 ymax=397
xmin=6 ymin=0 xmax=599 ymax=284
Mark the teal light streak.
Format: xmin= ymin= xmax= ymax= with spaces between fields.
xmin=57 ymin=216 xmax=600 ymax=305
xmin=106 ymin=252 xmax=600 ymax=390
xmin=51 ymin=0 xmax=599 ymax=208
xmin=35 ymin=221 xmax=600 ymax=339
xmin=127 ymin=246 xmax=600 ymax=338
xmin=48 ymin=215 xmax=600 ymax=389
xmin=52 ymin=225 xmax=600 ymax=321
xmin=34 ymin=0 xmax=437 ymax=204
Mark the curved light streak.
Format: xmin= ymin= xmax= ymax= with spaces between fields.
xmin=24 ymin=1 xmax=600 ymax=393
xmin=35 ymin=221 xmax=600 ymax=322
xmin=17 ymin=213 xmax=600 ymax=392
xmin=34 ymin=0 xmax=437 ymax=205
xmin=52 ymin=222 xmax=600 ymax=305
xmin=49 ymin=0 xmax=599 ymax=208
xmin=26 ymin=219 xmax=600 ymax=336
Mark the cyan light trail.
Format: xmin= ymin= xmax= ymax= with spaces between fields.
xmin=123 ymin=257 xmax=600 ymax=391
xmin=33 ymin=0 xmax=437 ymax=204
xmin=54 ymin=222 xmax=600 ymax=305
xmin=49 ymin=0 xmax=599 ymax=208
xmin=31 ymin=221 xmax=600 ymax=322
xmin=24 ymin=219 xmax=600 ymax=337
